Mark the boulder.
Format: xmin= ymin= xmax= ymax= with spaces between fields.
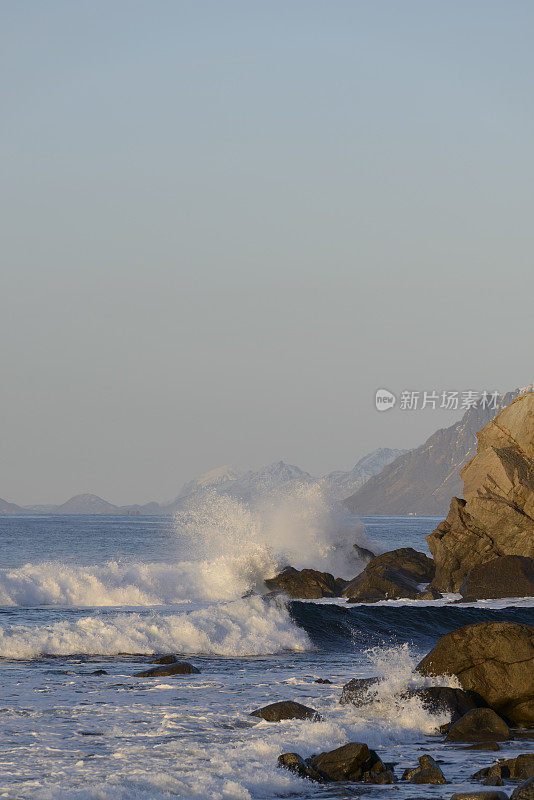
xmin=444 ymin=708 xmax=510 ymax=742
xmin=133 ymin=661 xmax=200 ymax=677
xmin=150 ymin=655 xmax=180 ymax=665
xmin=344 ymin=565 xmax=421 ymax=602
xmin=250 ymin=701 xmax=321 ymax=722
xmin=417 ymin=621 xmax=534 ymax=727
xmin=339 ymin=677 xmax=380 ymax=706
xmin=450 ymin=793 xmax=509 ymax=800
xmin=363 ymin=547 xmax=435 ymax=583
xmin=277 ymin=752 xmax=327 ymax=782
xmin=474 ymin=755 xmax=534 ymax=783
xmin=264 ymin=566 xmax=342 ymax=599
xmin=466 ymin=743 xmax=501 ymax=751
xmin=307 ymin=742 xmax=393 ymax=783
xmin=406 ymin=687 xmax=484 ymax=723
xmin=402 ymin=754 xmax=447 ymax=784
xmin=427 ymin=392 xmax=534 ymax=592
xmin=340 ymin=679 xmax=481 ymax=724
xmin=512 ymin=777 xmax=534 ymax=800
xmin=459 ymin=556 xmax=534 ymax=600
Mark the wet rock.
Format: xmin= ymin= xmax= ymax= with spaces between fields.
xmin=417 ymin=621 xmax=534 ymax=727
xmin=450 ymin=793 xmax=509 ymax=800
xmin=314 ymin=678 xmax=332 ymax=684
xmin=459 ymin=556 xmax=534 ymax=601
xmin=264 ymin=566 xmax=342 ymax=599
xmin=250 ymin=701 xmax=321 ymax=722
xmin=402 ymin=754 xmax=447 ymax=784
xmin=90 ymin=669 xmax=108 ymax=675
xmin=344 ymin=565 xmax=421 ymax=602
xmin=417 ymin=586 xmax=444 ymax=600
xmin=466 ymin=742 xmax=501 ymax=751
xmin=307 ymin=741 xmax=393 ymax=783
xmin=427 ymin=392 xmax=534 ymax=593
xmin=150 ymin=655 xmax=180 ymax=665
xmin=339 ymin=677 xmax=380 ymax=706
xmin=407 ymin=687 xmax=484 ymax=723
xmin=365 ymin=547 xmax=435 ymax=583
xmin=277 ymin=752 xmax=327 ymax=782
xmin=474 ymin=755 xmax=534 ymax=782
xmin=511 ymin=777 xmax=534 ymax=800
xmin=444 ymin=708 xmax=510 ymax=742
xmin=354 ymin=544 xmax=376 ymax=564
xmin=134 ymin=661 xmax=200 ymax=678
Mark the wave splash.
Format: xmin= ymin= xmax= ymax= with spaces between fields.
xmin=0 ymin=484 xmax=371 ymax=607
xmin=0 ymin=596 xmax=311 ymax=659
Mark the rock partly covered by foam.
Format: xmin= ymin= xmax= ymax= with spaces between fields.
xmin=417 ymin=621 xmax=534 ymax=727
xmin=444 ymin=708 xmax=510 ymax=742
xmin=307 ymin=742 xmax=394 ymax=783
xmin=250 ymin=700 xmax=321 ymax=722
xmin=459 ymin=555 xmax=534 ymax=601
xmin=134 ymin=661 xmax=200 ymax=678
xmin=427 ymin=392 xmax=534 ymax=592
xmin=264 ymin=566 xmax=346 ymax=599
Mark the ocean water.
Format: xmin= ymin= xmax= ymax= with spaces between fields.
xmin=0 ymin=491 xmax=532 ymax=800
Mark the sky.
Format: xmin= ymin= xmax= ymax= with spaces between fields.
xmin=1 ymin=1 xmax=533 ymax=505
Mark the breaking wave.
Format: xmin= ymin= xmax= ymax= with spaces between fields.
xmin=0 ymin=596 xmax=311 ymax=659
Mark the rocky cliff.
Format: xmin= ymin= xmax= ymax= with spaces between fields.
xmin=427 ymin=391 xmax=534 ymax=591
xmin=345 ymin=390 xmax=521 ymax=515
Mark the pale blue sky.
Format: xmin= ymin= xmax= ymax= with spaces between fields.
xmin=1 ymin=1 xmax=533 ymax=504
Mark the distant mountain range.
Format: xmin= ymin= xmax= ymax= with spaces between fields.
xmin=344 ymin=386 xmax=533 ymax=516
xmin=0 ymin=447 xmax=404 ymax=515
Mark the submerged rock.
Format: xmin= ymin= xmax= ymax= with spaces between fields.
xmin=307 ymin=742 xmax=393 ymax=783
xmin=250 ymin=701 xmax=321 ymax=722
xmin=444 ymin=708 xmax=510 ymax=742
xmin=459 ymin=556 xmax=534 ymax=601
xmin=402 ymin=754 xmax=447 ymax=784
xmin=134 ymin=661 xmax=200 ymax=678
xmin=417 ymin=621 xmax=534 ymax=727
xmin=150 ymin=655 xmax=180 ymax=665
xmin=264 ymin=566 xmax=344 ymax=599
xmin=427 ymin=392 xmax=534 ymax=593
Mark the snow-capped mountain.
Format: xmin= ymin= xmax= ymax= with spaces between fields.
xmin=320 ymin=448 xmax=408 ymax=500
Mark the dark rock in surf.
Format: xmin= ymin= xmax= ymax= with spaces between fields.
xmin=450 ymin=793 xmax=509 ymax=800
xmin=444 ymin=708 xmax=510 ymax=742
xmin=466 ymin=742 xmax=501 ymax=751
xmin=459 ymin=556 xmax=534 ymax=601
xmin=402 ymin=754 xmax=447 ymax=784
xmin=353 ymin=543 xmax=376 ymax=564
xmin=307 ymin=742 xmax=393 ymax=783
xmin=150 ymin=655 xmax=180 ymax=665
xmin=90 ymin=669 xmax=108 ymax=675
xmin=264 ymin=566 xmax=343 ymax=599
xmin=314 ymin=678 xmax=332 ymax=684
xmin=344 ymin=565 xmax=421 ymax=602
xmin=511 ymin=777 xmax=534 ymax=800
xmin=363 ymin=547 xmax=435 ymax=583
xmin=339 ymin=677 xmax=381 ymax=705
xmin=406 ymin=687 xmax=484 ymax=723
xmin=473 ymin=754 xmax=534 ymax=783
xmin=417 ymin=621 xmax=534 ymax=727
xmin=134 ymin=661 xmax=200 ymax=678
xmin=250 ymin=700 xmax=321 ymax=722
xmin=277 ymin=752 xmax=327 ymax=782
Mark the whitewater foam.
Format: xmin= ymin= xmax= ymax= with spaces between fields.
xmin=0 ymin=596 xmax=311 ymax=659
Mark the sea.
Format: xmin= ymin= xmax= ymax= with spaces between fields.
xmin=0 ymin=490 xmax=532 ymax=800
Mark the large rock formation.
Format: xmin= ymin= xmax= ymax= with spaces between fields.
xmin=427 ymin=392 xmax=534 ymax=591
xmin=459 ymin=556 xmax=534 ymax=600
xmin=345 ymin=390 xmax=521 ymax=515
xmin=417 ymin=621 xmax=534 ymax=727
xmin=342 ymin=547 xmax=435 ymax=602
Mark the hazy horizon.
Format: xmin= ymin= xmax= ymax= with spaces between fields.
xmin=2 ymin=1 xmax=533 ymax=505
